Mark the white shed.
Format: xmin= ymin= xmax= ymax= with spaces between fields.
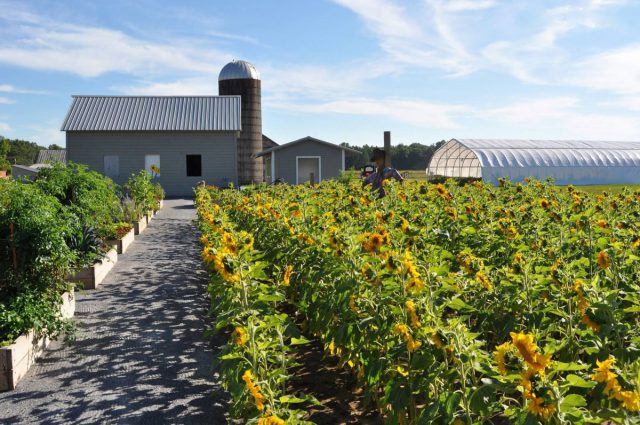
xmin=427 ymin=139 xmax=640 ymax=185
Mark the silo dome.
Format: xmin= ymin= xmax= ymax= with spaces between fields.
xmin=218 ymin=60 xmax=260 ymax=81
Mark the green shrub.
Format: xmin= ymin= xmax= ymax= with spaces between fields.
xmin=0 ymin=180 xmax=75 ymax=345
xmin=103 ymin=222 xmax=133 ymax=240
xmin=153 ymin=182 xmax=165 ymax=207
xmin=124 ymin=170 xmax=157 ymax=217
xmin=35 ymin=162 xmax=124 ymax=239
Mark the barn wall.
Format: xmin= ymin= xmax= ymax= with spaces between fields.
xmin=273 ymin=141 xmax=344 ymax=184
xmin=67 ymin=131 xmax=238 ymax=196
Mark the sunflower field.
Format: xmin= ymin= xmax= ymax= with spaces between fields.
xmin=195 ymin=178 xmax=640 ymax=425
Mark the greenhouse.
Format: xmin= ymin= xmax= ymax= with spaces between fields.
xmin=426 ymin=138 xmax=640 ymax=185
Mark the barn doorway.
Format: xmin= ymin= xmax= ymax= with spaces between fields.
xmin=296 ymin=156 xmax=321 ymax=184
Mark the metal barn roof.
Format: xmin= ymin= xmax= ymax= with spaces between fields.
xmin=256 ymin=136 xmax=361 ymax=157
xmin=36 ymin=149 xmax=66 ymax=164
xmin=61 ymin=96 xmax=242 ymax=132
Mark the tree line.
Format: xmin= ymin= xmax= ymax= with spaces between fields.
xmin=0 ymin=135 xmax=63 ymax=168
xmin=341 ymin=140 xmax=447 ymax=170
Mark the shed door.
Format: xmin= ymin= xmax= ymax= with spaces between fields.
xmin=297 ymin=157 xmax=320 ymax=184
xmin=104 ymin=155 xmax=119 ymax=178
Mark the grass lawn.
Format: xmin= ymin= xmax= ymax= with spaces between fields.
xmin=343 ymin=169 xmax=640 ymax=191
xmin=572 ymin=184 xmax=640 ymax=194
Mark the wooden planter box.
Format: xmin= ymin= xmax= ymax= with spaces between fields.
xmin=134 ymin=215 xmax=147 ymax=235
xmin=70 ymin=248 xmax=118 ymax=290
xmin=146 ymin=212 xmax=153 ymax=224
xmin=106 ymin=228 xmax=135 ymax=255
xmin=1 ymin=291 xmax=75 ymax=391
xmin=154 ymin=199 xmax=163 ymax=214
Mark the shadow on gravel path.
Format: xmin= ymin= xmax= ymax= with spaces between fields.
xmin=0 ymin=199 xmax=227 ymax=425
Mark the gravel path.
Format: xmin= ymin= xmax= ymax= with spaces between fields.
xmin=0 ymin=199 xmax=227 ymax=424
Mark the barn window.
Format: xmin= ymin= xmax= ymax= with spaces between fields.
xmin=186 ymin=155 xmax=202 ymax=177
xmin=104 ymin=155 xmax=119 ymax=178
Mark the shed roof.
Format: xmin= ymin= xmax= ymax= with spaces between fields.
xmin=36 ymin=149 xmax=67 ymax=164
xmin=262 ymin=134 xmax=279 ymax=149
xmin=446 ymin=139 xmax=640 ymax=168
xmin=256 ymin=136 xmax=361 ymax=157
xmin=61 ymin=96 xmax=242 ymax=132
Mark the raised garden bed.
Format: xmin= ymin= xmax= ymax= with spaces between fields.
xmin=134 ymin=215 xmax=147 ymax=235
xmin=106 ymin=227 xmax=135 ymax=255
xmin=70 ymin=248 xmax=118 ymax=290
xmin=0 ymin=291 xmax=75 ymax=391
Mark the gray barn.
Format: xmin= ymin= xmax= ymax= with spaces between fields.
xmin=257 ymin=136 xmax=360 ymax=184
xmin=62 ymin=96 xmax=241 ymax=196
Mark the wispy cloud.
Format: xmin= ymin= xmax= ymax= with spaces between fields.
xmin=480 ymin=0 xmax=626 ymax=83
xmin=479 ymin=96 xmax=640 ymax=139
xmin=440 ymin=0 xmax=498 ymax=12
xmin=332 ymin=0 xmax=476 ymax=75
xmin=568 ymin=44 xmax=640 ymax=94
xmin=0 ymin=8 xmax=233 ymax=78
xmin=0 ymin=84 xmax=47 ymax=94
xmin=0 ymin=96 xmax=13 ymax=104
xmin=270 ymin=97 xmax=468 ymax=128
xmin=0 ymin=122 xmax=12 ymax=132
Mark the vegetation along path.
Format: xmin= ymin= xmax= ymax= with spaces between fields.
xmin=0 ymin=199 xmax=227 ymax=424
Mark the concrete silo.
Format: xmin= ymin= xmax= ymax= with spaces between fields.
xmin=218 ymin=60 xmax=263 ymax=185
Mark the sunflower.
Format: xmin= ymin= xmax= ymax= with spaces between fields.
xmin=494 ymin=342 xmax=513 ymax=376
xmin=510 ymin=332 xmax=551 ymax=374
xmin=258 ymin=414 xmax=285 ymax=425
xmin=242 ymin=370 xmax=266 ymax=411
xmin=475 ymin=271 xmax=493 ymax=291
xmin=282 ymin=265 xmax=293 ymax=286
xmin=597 ymin=250 xmax=611 ymax=269
xmin=405 ymin=300 xmax=421 ymax=328
xmin=232 ymin=327 xmax=248 ymax=345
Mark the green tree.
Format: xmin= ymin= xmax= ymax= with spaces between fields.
xmin=0 ymin=138 xmax=10 ymax=171
xmin=342 ymin=140 xmax=447 ymax=170
xmin=5 ymin=138 xmax=45 ymax=165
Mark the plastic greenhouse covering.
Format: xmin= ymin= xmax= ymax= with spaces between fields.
xmin=426 ymin=139 xmax=640 ymax=185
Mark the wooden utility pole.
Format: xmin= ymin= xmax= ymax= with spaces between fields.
xmin=384 ymin=131 xmax=391 ymax=168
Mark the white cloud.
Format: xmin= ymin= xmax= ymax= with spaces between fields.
xmin=568 ymin=44 xmax=640 ymax=94
xmin=118 ymin=77 xmax=218 ymax=96
xmin=479 ymin=97 xmax=640 ymax=139
xmin=27 ymin=123 xmax=65 ymax=147
xmin=604 ymin=96 xmax=640 ymax=111
xmin=332 ymin=0 xmax=476 ymax=75
xmin=0 ymin=84 xmax=47 ymax=94
xmin=0 ymin=122 xmax=12 ymax=132
xmin=439 ymin=0 xmax=498 ymax=13
xmin=0 ymin=9 xmax=233 ymax=78
xmin=0 ymin=96 xmax=13 ymax=104
xmin=270 ymin=97 xmax=468 ymax=128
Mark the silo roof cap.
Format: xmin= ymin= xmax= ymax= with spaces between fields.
xmin=219 ymin=60 xmax=261 ymax=81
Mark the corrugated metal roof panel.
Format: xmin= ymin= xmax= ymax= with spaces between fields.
xmin=454 ymin=139 xmax=640 ymax=168
xmin=61 ymin=96 xmax=242 ymax=131
xmin=36 ymin=149 xmax=67 ymax=163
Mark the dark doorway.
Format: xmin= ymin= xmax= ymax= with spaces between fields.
xmin=186 ymin=155 xmax=202 ymax=177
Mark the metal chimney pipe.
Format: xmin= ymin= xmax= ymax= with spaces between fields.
xmin=384 ymin=131 xmax=391 ymax=168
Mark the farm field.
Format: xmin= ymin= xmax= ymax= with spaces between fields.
xmin=196 ymin=179 xmax=640 ymax=424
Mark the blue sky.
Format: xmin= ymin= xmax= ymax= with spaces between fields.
xmin=1 ymin=0 xmax=640 ymax=147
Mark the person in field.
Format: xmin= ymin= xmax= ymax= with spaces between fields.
xmin=363 ymin=147 xmax=403 ymax=197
